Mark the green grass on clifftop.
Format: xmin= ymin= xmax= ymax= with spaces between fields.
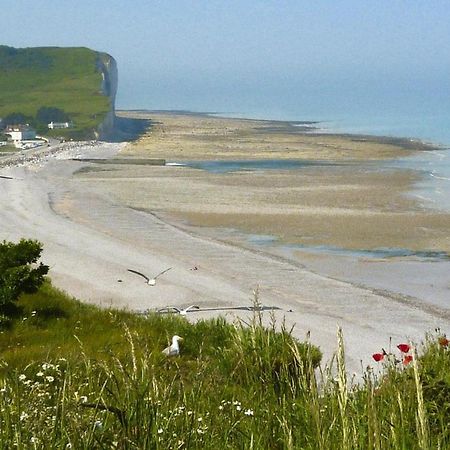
xmin=0 ymin=46 xmax=110 ymax=138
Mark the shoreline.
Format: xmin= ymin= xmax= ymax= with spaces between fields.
xmin=1 ymin=113 xmax=449 ymax=374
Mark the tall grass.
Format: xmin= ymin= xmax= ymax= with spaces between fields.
xmin=1 ymin=283 xmax=450 ymax=448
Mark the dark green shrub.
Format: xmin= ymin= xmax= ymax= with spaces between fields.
xmin=0 ymin=239 xmax=49 ymax=312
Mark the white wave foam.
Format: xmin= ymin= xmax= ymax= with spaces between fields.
xmin=430 ymin=173 xmax=450 ymax=181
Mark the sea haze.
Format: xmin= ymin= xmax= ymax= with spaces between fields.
xmin=120 ymin=72 xmax=450 ymax=143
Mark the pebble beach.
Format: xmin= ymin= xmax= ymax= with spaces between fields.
xmin=1 ymin=111 xmax=449 ymax=373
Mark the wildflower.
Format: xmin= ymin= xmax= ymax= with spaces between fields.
xmin=157 ymin=428 xmax=163 ymax=434
xmin=397 ymin=344 xmax=410 ymax=353
xmin=244 ymin=409 xmax=254 ymax=416
xmin=372 ymin=353 xmax=384 ymax=362
xmin=403 ymin=355 xmax=413 ymax=365
xmin=36 ymin=372 xmax=44 ymax=377
xmin=236 ymin=405 xmax=242 ymax=411
xmin=197 ymin=417 xmax=203 ymax=422
xmin=218 ymin=405 xmax=224 ymax=410
xmin=20 ymin=411 xmax=29 ymax=421
xmin=46 ymin=376 xmax=55 ymax=383
xmin=439 ymin=337 xmax=449 ymax=347
xmin=18 ymin=374 xmax=26 ymax=381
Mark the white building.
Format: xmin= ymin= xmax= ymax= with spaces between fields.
xmin=4 ymin=124 xmax=36 ymax=141
xmin=48 ymin=121 xmax=72 ymax=129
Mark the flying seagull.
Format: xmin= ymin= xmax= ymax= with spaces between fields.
xmin=162 ymin=335 xmax=183 ymax=356
xmin=127 ymin=267 xmax=172 ymax=286
xmin=157 ymin=305 xmax=200 ymax=316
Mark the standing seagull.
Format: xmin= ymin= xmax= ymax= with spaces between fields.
xmin=162 ymin=335 xmax=183 ymax=356
xmin=127 ymin=267 xmax=172 ymax=286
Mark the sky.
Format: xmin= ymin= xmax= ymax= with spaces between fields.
xmin=3 ymin=1 xmax=450 ymax=121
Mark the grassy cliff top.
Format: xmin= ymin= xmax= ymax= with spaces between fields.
xmin=0 ymin=46 xmax=112 ymax=138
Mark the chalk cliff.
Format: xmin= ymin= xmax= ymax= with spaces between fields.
xmin=96 ymin=52 xmax=118 ymax=140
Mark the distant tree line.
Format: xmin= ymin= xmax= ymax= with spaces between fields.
xmin=1 ymin=107 xmax=71 ymax=130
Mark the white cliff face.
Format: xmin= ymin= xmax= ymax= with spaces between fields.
xmin=96 ymin=53 xmax=118 ymax=140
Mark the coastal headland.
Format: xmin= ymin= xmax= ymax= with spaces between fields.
xmin=1 ymin=111 xmax=449 ymax=372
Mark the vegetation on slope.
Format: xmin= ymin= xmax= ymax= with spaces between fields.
xmin=0 ymin=240 xmax=449 ymax=448
xmin=0 ymin=46 xmax=111 ymax=139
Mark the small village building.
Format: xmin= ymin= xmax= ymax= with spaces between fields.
xmin=48 ymin=121 xmax=72 ymax=129
xmin=4 ymin=124 xmax=36 ymax=141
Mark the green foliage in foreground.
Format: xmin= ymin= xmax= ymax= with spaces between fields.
xmin=0 ymin=46 xmax=111 ymax=138
xmin=0 ymin=239 xmax=48 ymax=315
xmin=0 ymin=284 xmax=449 ymax=449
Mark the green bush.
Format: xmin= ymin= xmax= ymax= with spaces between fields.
xmin=0 ymin=239 xmax=48 ymax=312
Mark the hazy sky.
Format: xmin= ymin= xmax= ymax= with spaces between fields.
xmin=3 ymin=1 xmax=450 ymax=118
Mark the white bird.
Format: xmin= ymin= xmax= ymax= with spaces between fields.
xmin=162 ymin=335 xmax=183 ymax=356
xmin=157 ymin=305 xmax=200 ymax=316
xmin=127 ymin=267 xmax=172 ymax=286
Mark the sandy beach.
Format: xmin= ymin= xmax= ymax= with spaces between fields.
xmin=1 ymin=112 xmax=449 ymax=373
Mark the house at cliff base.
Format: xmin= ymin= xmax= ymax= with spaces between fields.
xmin=4 ymin=124 xmax=36 ymax=142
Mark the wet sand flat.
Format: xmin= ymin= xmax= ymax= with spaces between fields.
xmin=121 ymin=111 xmax=432 ymax=161
xmin=80 ymin=164 xmax=449 ymax=253
xmin=83 ymin=112 xmax=450 ymax=254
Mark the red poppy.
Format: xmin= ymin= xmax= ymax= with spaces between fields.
xmin=397 ymin=344 xmax=410 ymax=353
xmin=403 ymin=355 xmax=413 ymax=365
xmin=438 ymin=337 xmax=449 ymax=347
xmin=372 ymin=353 xmax=384 ymax=362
